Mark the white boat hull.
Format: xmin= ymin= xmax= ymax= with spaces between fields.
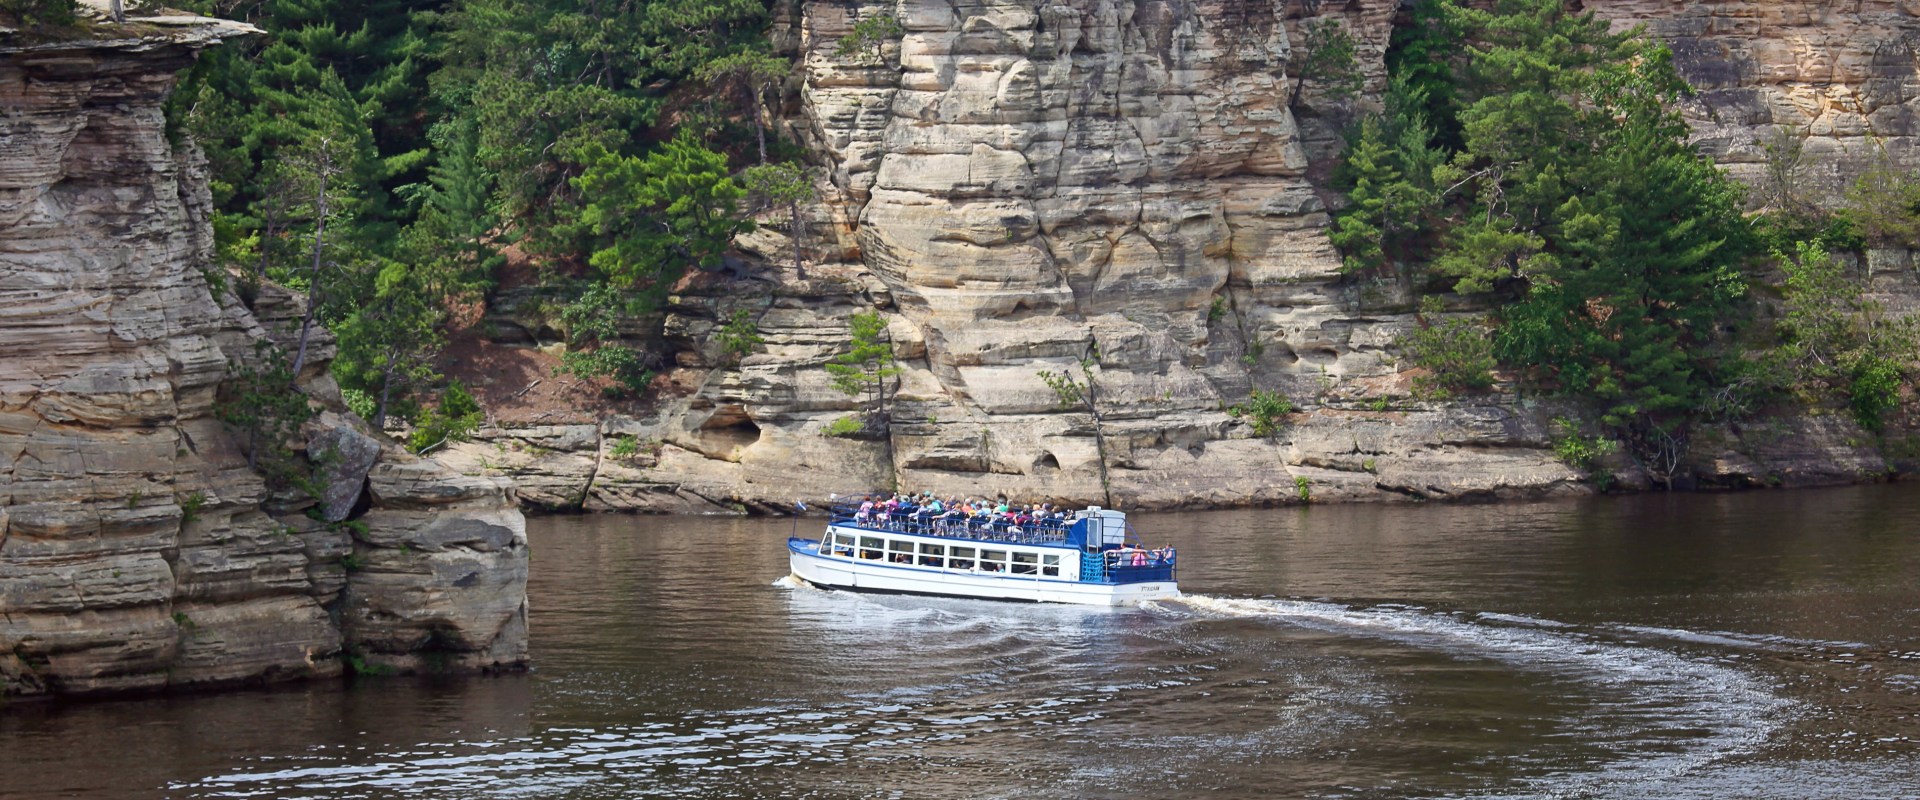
xmin=788 ymin=541 xmax=1178 ymax=606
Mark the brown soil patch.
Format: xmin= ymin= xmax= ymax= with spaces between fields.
xmin=435 ymin=331 xmax=641 ymax=425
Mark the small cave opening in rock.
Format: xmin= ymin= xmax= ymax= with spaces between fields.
xmin=697 ymin=405 xmax=763 ymax=451
xmin=1032 ymin=452 xmax=1061 ymax=472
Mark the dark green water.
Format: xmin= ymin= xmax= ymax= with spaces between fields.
xmin=3 ymin=486 xmax=1918 ymax=799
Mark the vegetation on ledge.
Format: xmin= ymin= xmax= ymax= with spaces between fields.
xmin=1331 ymin=0 xmax=1920 ymax=486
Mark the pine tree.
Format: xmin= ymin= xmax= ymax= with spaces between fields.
xmin=571 ymin=132 xmax=755 ymax=292
xmin=401 ymin=116 xmax=501 ymax=304
xmin=742 ymin=161 xmax=815 ymax=277
xmin=697 ymin=50 xmax=792 ymax=165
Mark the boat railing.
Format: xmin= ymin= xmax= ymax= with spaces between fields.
xmin=826 ymin=510 xmax=1072 ymax=546
xmin=1101 ymin=547 xmax=1176 ymax=584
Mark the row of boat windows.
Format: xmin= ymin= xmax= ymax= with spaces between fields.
xmin=828 ymin=533 xmax=1064 ymax=577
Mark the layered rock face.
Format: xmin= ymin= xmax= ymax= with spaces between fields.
xmin=1 ymin=18 xmax=528 ymax=697
xmin=1589 ymin=0 xmax=1920 ymax=202
xmin=445 ymin=0 xmax=1917 ymax=513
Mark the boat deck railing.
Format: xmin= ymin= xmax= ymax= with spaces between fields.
xmin=827 ymin=511 xmax=1072 ymax=546
xmin=1100 ymin=548 xmax=1176 ymax=584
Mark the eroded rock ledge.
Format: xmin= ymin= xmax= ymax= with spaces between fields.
xmin=1 ymin=15 xmax=528 ymax=697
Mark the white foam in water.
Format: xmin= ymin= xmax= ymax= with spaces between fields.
xmin=1599 ymin=623 xmax=1873 ymax=653
xmin=173 ymin=593 xmax=1799 ymax=800
xmin=1173 ymin=595 xmax=1795 ymax=799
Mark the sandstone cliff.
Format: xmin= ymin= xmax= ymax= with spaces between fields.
xmin=444 ymin=0 xmax=1918 ymax=513
xmin=1 ymin=13 xmax=528 ymax=696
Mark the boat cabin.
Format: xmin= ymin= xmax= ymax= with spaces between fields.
xmin=820 ymin=497 xmax=1175 ymax=585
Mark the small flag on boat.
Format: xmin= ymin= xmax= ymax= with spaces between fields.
xmin=795 ymin=500 xmax=808 ymax=512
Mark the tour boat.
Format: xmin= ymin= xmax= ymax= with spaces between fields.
xmin=786 ymin=495 xmax=1178 ymax=606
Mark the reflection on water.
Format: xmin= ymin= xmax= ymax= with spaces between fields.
xmin=2 ymin=485 xmax=1918 ymax=799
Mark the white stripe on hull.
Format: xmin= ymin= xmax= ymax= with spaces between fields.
xmin=789 ymin=548 xmax=1177 ymax=606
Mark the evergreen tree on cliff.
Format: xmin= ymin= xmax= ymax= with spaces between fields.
xmin=1338 ymin=0 xmax=1758 ymax=484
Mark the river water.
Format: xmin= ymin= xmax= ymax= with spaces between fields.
xmin=3 ymin=486 xmax=1918 ymax=799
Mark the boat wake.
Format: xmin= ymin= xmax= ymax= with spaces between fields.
xmin=171 ymin=589 xmax=1803 ymax=800
xmin=1157 ymin=595 xmax=1796 ymax=799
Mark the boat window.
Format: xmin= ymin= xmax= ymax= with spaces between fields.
xmin=1011 ymin=551 xmax=1038 ymax=575
xmin=1042 ymin=554 xmax=1061 ymax=577
xmin=979 ymin=549 xmax=1008 ymax=572
xmin=859 ymin=536 xmax=883 ymax=559
xmin=917 ymin=542 xmax=944 ymax=567
xmin=948 ymin=546 xmax=975 ymax=570
xmin=888 ymin=540 xmax=912 ymax=552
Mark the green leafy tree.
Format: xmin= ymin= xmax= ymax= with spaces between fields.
xmin=1292 ymin=18 xmax=1364 ymax=109
xmin=217 ymin=343 xmax=317 ymax=490
xmin=1384 ymin=0 xmax=1463 ymax=150
xmin=826 ymin=311 xmax=901 ymax=424
xmin=409 ymin=381 xmax=484 ymax=455
xmin=742 ymin=161 xmax=815 ymax=277
xmin=835 ymin=13 xmax=904 ymax=65
xmin=2 ymin=0 xmax=77 ymax=27
xmin=432 ymin=0 xmax=768 ymax=246
xmin=1399 ymin=297 xmax=1496 ymax=398
xmin=1334 ymin=0 xmax=1755 ymax=485
xmin=1228 ymin=390 xmax=1295 ymax=438
xmin=399 ymin=116 xmax=502 ymax=304
xmin=1770 ymin=241 xmax=1918 ymax=431
xmin=717 ymin=308 xmax=764 ymax=364
xmin=1758 ymin=125 xmax=1812 ymax=218
xmin=555 ymin=283 xmax=652 ymax=396
xmin=1843 ymin=143 xmax=1920 ymax=247
xmin=572 ymin=131 xmax=755 ymax=295
xmin=331 ymin=261 xmax=446 ymax=428
xmin=1329 ymin=88 xmax=1443 ymax=276
xmin=1426 ymin=0 xmax=1644 ymax=294
xmin=696 ymin=50 xmax=791 ymax=164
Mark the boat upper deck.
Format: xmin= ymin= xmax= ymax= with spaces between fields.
xmin=825 ymin=496 xmax=1081 ymax=548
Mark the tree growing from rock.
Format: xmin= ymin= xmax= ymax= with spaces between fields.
xmin=1037 ymin=341 xmax=1113 ymax=506
xmin=696 ymin=50 xmax=790 ymax=165
xmin=275 ymin=128 xmax=361 ymax=380
xmin=409 ymin=381 xmax=485 ymax=455
xmin=555 ymin=283 xmax=653 ymax=397
xmin=1844 ymin=141 xmax=1920 ymax=247
xmin=835 ymin=13 xmax=904 ymax=66
xmin=216 ymin=342 xmax=316 ymax=489
xmin=742 ymin=161 xmax=815 ymax=278
xmin=331 ymin=261 xmax=445 ymax=429
xmin=826 ymin=311 xmax=901 ymax=433
xmin=1291 ymin=18 xmax=1364 ymax=110
xmin=1767 ymin=241 xmax=1918 ymax=432
xmin=1398 ymin=296 xmax=1497 ymax=398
